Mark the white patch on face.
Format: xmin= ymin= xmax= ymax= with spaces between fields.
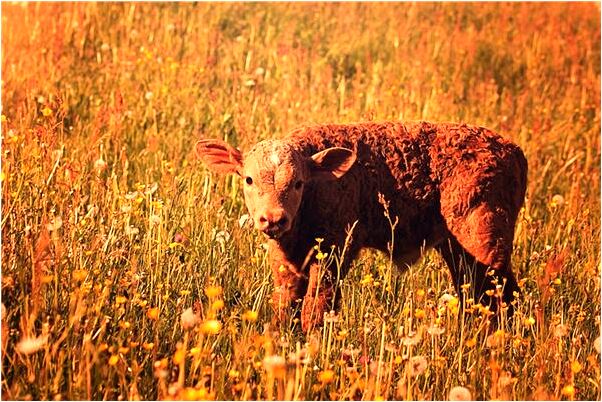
xmin=270 ymin=152 xmax=280 ymax=166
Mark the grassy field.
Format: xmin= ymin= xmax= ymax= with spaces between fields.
xmin=1 ymin=2 xmax=600 ymax=400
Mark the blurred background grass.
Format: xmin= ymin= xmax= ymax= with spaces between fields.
xmin=1 ymin=2 xmax=600 ymax=400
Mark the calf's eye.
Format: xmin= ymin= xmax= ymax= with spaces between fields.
xmin=294 ymin=180 xmax=303 ymax=190
xmin=245 ymin=177 xmax=253 ymax=185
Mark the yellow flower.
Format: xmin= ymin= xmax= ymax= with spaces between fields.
xmin=561 ymin=385 xmax=575 ymax=398
xmin=570 ymin=360 xmax=582 ymax=374
xmin=115 ymin=295 xmax=127 ymax=304
xmin=316 ymin=251 xmax=328 ymax=261
xmin=201 ymin=319 xmax=222 ymax=335
xmin=146 ymin=307 xmax=160 ymax=321
xmin=242 ymin=310 xmax=258 ymax=322
xmin=211 ymin=300 xmax=224 ymax=311
xmin=181 ymin=387 xmax=198 ymax=401
xmin=414 ymin=308 xmax=426 ymax=319
xmin=360 ymin=273 xmax=373 ymax=286
xmin=173 ymin=348 xmax=186 ymax=365
xmin=108 ymin=355 xmax=119 ymax=366
xmin=1 ymin=114 xmax=6 ymax=122
xmin=142 ymin=342 xmax=154 ymax=351
xmin=465 ymin=338 xmax=477 ymax=348
xmin=42 ymin=107 xmax=52 ymax=117
xmin=205 ymin=285 xmax=222 ymax=298
xmin=523 ymin=316 xmax=536 ymax=326
xmin=228 ymin=369 xmax=240 ymax=379
xmin=318 ymin=369 xmax=335 ymax=384
xmin=72 ymin=270 xmax=87 ymax=282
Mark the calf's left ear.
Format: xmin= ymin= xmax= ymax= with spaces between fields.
xmin=309 ymin=147 xmax=356 ymax=180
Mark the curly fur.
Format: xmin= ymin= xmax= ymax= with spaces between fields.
xmin=198 ymin=121 xmax=528 ymax=332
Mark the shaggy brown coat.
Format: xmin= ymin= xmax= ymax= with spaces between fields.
xmin=198 ymin=121 xmax=528 ymax=332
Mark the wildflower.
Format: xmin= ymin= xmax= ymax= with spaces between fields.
xmin=200 ymin=319 xmax=221 ymax=335
xmin=551 ymin=194 xmax=565 ymax=208
xmin=263 ymin=355 xmax=286 ymax=378
xmin=316 ymin=251 xmax=327 ymax=260
xmin=594 ymin=336 xmax=601 ymax=354
xmin=242 ymin=310 xmax=258 ymax=322
xmin=324 ymin=310 xmax=339 ymax=323
xmin=94 ymin=157 xmax=107 ymax=173
xmin=115 ymin=296 xmax=127 ymax=304
xmin=406 ymin=355 xmax=428 ymax=377
xmin=180 ymin=387 xmax=198 ymax=401
xmin=181 ymin=307 xmax=200 ymax=330
xmin=570 ymin=360 xmax=582 ymax=374
xmin=108 ymin=355 xmax=119 ymax=366
xmin=173 ymin=348 xmax=186 ymax=364
xmin=416 ymin=289 xmax=425 ymax=298
xmin=228 ymin=369 xmax=240 ymax=379
xmin=561 ymin=385 xmax=575 ymax=398
xmin=125 ymin=225 xmax=139 ymax=236
xmin=16 ymin=335 xmax=48 ymax=354
xmin=146 ymin=307 xmax=160 ymax=321
xmin=318 ymin=369 xmax=335 ymax=384
xmin=72 ymin=269 xmax=87 ymax=282
xmin=0 ymin=114 xmax=6 ymax=122
xmin=523 ymin=316 xmax=536 ymax=326
xmin=427 ymin=325 xmax=445 ymax=336
xmin=400 ymin=331 xmax=421 ymax=346
xmin=449 ymin=386 xmax=472 ymax=401
xmin=42 ymin=107 xmax=52 ymax=117
xmin=46 ymin=216 xmax=63 ymax=231
xmin=360 ymin=273 xmax=373 ymax=286
xmin=211 ymin=300 xmax=224 ymax=311
xmin=118 ymin=346 xmax=129 ymax=354
xmin=205 ymin=285 xmax=222 ymax=298
xmin=142 ymin=342 xmax=154 ymax=351
xmin=486 ymin=330 xmax=505 ymax=348
xmin=553 ymin=324 xmax=569 ymax=338
xmin=414 ymin=308 xmax=426 ymax=319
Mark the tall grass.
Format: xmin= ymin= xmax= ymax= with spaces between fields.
xmin=1 ymin=2 xmax=600 ymax=400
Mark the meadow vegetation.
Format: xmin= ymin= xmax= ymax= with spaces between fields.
xmin=1 ymin=2 xmax=600 ymax=400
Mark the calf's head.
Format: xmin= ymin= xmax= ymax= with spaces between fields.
xmin=196 ymin=139 xmax=356 ymax=239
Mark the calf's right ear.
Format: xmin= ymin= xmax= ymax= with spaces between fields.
xmin=195 ymin=139 xmax=243 ymax=175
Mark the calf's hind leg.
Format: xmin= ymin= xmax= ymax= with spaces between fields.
xmin=437 ymin=202 xmax=520 ymax=317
